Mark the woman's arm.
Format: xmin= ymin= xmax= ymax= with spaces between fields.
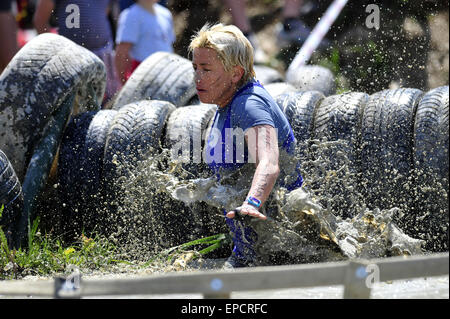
xmin=226 ymin=124 xmax=280 ymax=220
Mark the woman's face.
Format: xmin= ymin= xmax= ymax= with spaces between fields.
xmin=192 ymin=48 xmax=239 ymax=108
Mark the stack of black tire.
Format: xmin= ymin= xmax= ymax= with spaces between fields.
xmin=1 ymin=35 xmax=447 ymax=254
xmin=276 ymin=86 xmax=448 ymax=252
xmin=1 ymin=33 xmax=107 ymax=248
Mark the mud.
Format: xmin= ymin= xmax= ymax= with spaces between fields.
xmin=0 ymin=33 xmax=106 ymax=182
xmin=102 ymin=136 xmax=431 ymax=268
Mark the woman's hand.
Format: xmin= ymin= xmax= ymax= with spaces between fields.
xmin=226 ymin=203 xmax=267 ymax=220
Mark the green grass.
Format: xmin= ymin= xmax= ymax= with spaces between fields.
xmin=1 ymin=205 xmax=230 ymax=279
xmin=1 ymin=205 xmax=119 ymax=279
xmin=142 ymin=233 xmax=230 ymax=268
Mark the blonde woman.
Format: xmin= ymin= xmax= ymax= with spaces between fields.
xmin=190 ymin=23 xmax=303 ymax=268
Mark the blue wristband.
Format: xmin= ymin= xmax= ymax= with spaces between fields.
xmin=247 ymin=196 xmax=261 ymax=209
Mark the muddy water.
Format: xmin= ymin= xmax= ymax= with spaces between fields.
xmin=101 ymin=136 xmax=439 ymax=269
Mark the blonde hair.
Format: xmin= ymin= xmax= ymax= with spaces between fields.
xmin=189 ymin=23 xmax=256 ymax=85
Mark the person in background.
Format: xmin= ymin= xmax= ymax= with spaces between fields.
xmin=224 ymin=0 xmax=312 ymax=62
xmin=115 ymin=0 xmax=175 ymax=84
xmin=0 ymin=0 xmax=18 ymax=74
xmin=277 ymin=0 xmax=312 ymax=47
xmin=223 ymin=0 xmax=267 ymax=64
xmin=33 ymin=0 xmax=120 ymax=105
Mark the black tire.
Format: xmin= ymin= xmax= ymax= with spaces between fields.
xmin=275 ymin=90 xmax=325 ymax=159
xmin=101 ymin=100 xmax=175 ymax=238
xmin=58 ymin=111 xmax=95 ymax=234
xmin=286 ymin=65 xmax=336 ymax=97
xmin=313 ymin=92 xmax=369 ymax=166
xmin=58 ymin=110 xmax=117 ymax=235
xmin=411 ymin=85 xmax=448 ymax=252
xmin=0 ymin=149 xmax=23 ymax=249
xmin=254 ymin=65 xmax=284 ymax=85
xmin=310 ymin=92 xmax=369 ymax=218
xmin=413 ymin=86 xmax=449 ymax=187
xmin=132 ymin=103 xmax=218 ymax=248
xmin=112 ymin=52 xmax=197 ymax=109
xmin=101 ymin=100 xmax=187 ymax=242
xmin=103 ymin=100 xmax=175 ymax=184
xmin=264 ymin=82 xmax=297 ymax=99
xmin=164 ymin=104 xmax=217 ymax=178
xmin=0 ymin=33 xmax=106 ymax=182
xmin=83 ymin=110 xmax=118 ymax=198
xmin=360 ymin=88 xmax=423 ymax=210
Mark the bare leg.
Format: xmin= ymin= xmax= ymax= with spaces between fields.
xmin=224 ymin=0 xmax=251 ymax=34
xmin=278 ymin=0 xmax=313 ymax=47
xmin=0 ymin=12 xmax=18 ymax=73
xmin=282 ymin=0 xmax=303 ymax=20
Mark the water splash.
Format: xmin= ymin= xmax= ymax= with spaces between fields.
xmin=105 ymin=138 xmax=428 ymax=266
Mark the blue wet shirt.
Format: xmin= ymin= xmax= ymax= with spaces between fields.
xmin=205 ymin=79 xmax=302 ymax=191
